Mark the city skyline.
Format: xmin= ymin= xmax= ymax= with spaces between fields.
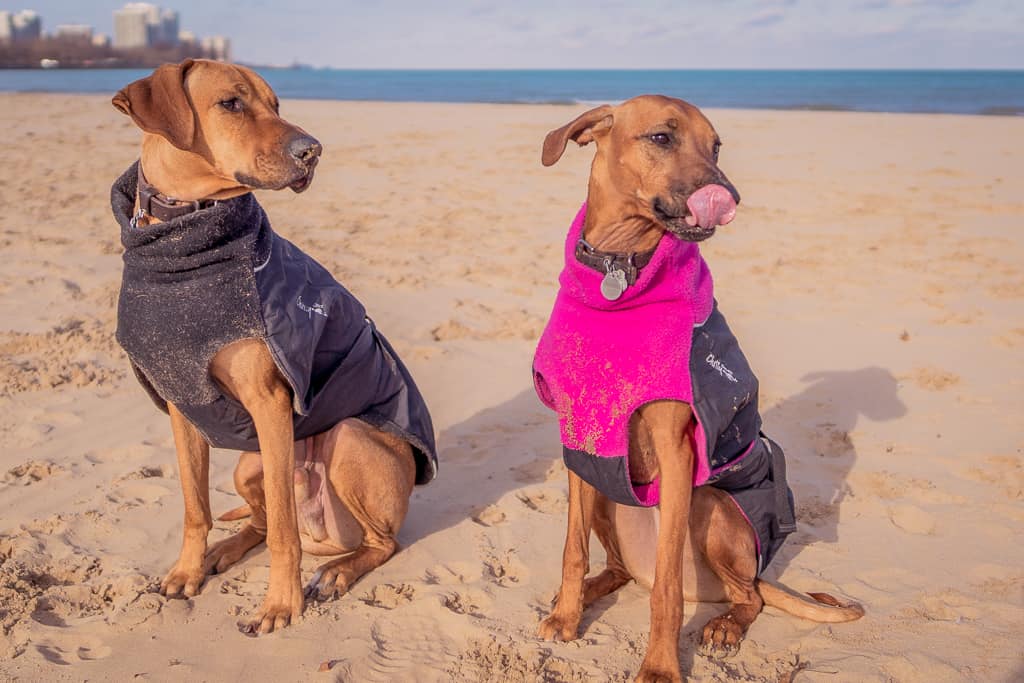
xmin=1 ymin=0 xmax=1021 ymax=69
xmin=0 ymin=3 xmax=229 ymax=63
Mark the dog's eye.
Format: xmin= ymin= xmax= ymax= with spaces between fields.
xmin=649 ymin=133 xmax=672 ymax=147
xmin=713 ymin=142 xmax=722 ymax=162
xmin=219 ymin=98 xmax=243 ymax=113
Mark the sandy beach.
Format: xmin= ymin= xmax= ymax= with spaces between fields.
xmin=0 ymin=93 xmax=1022 ymax=682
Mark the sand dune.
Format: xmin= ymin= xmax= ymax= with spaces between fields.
xmin=1 ymin=94 xmax=1022 ymax=681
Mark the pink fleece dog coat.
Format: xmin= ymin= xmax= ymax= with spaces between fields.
xmin=533 ymin=202 xmax=797 ymax=572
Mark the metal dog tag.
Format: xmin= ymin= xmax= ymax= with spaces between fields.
xmin=600 ymin=268 xmax=628 ymax=301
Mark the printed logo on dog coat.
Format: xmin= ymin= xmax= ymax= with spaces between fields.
xmin=296 ymin=295 xmax=328 ymax=319
xmin=706 ymin=353 xmax=739 ymax=383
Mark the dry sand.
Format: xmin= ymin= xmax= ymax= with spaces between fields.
xmin=0 ymin=93 xmax=1022 ymax=682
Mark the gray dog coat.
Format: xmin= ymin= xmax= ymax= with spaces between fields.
xmin=111 ymin=162 xmax=437 ymax=486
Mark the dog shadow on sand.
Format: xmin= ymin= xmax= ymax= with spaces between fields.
xmin=398 ymin=388 xmax=561 ymax=546
xmin=762 ymin=366 xmax=907 ymax=574
xmin=397 ymin=367 xmax=906 ymax=673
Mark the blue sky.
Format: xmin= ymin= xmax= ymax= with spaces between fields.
xmin=12 ymin=0 xmax=1023 ymax=68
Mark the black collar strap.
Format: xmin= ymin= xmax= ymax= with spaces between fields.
xmin=574 ymin=238 xmax=656 ymax=286
xmin=136 ymin=164 xmax=218 ymax=223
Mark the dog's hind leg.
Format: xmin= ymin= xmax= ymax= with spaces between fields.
xmin=582 ymin=493 xmax=633 ymax=607
xmin=692 ymin=487 xmax=762 ymax=659
xmin=304 ymin=419 xmax=416 ymax=600
xmin=204 ymin=451 xmax=268 ymax=575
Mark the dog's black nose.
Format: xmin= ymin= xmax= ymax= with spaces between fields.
xmin=720 ymin=178 xmax=741 ymax=205
xmin=288 ymin=135 xmax=322 ymax=164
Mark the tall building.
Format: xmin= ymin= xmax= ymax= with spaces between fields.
xmin=11 ymin=10 xmax=42 ymax=42
xmin=154 ymin=9 xmax=179 ymax=47
xmin=0 ymin=12 xmax=12 ymax=43
xmin=55 ymin=24 xmax=94 ymax=42
xmin=201 ymin=35 xmax=231 ymax=61
xmin=113 ymin=3 xmax=158 ymax=49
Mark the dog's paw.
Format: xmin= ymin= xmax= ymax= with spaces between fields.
xmin=634 ymin=666 xmax=683 ymax=683
xmin=537 ymin=612 xmax=580 ymax=642
xmin=160 ymin=561 xmax=205 ymax=599
xmin=303 ymin=562 xmax=351 ymax=601
xmin=240 ymin=578 xmax=304 ymax=636
xmin=203 ymin=525 xmax=266 ymax=575
xmin=698 ymin=612 xmax=745 ymax=659
xmin=635 ymin=644 xmax=684 ymax=682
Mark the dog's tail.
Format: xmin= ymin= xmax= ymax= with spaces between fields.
xmin=755 ymin=579 xmax=864 ymax=622
xmin=217 ymin=504 xmax=252 ymax=522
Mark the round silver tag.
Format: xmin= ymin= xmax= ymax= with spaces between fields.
xmin=600 ymin=269 xmax=628 ymax=301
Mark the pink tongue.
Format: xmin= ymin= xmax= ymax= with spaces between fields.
xmin=685 ymin=184 xmax=737 ymax=229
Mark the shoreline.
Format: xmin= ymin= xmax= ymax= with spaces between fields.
xmin=1 ymin=90 xmax=1022 ymax=117
xmin=1 ymin=68 xmax=1022 ymax=117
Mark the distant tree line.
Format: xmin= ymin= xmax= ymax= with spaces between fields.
xmin=0 ymin=36 xmax=221 ymax=68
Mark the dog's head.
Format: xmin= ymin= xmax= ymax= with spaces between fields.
xmin=113 ymin=59 xmax=321 ymax=196
xmin=542 ymin=95 xmax=740 ymax=242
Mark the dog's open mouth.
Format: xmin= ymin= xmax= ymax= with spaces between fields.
xmin=666 ymin=221 xmax=717 ymax=241
xmin=288 ymin=161 xmax=317 ymax=193
xmin=653 ymin=184 xmax=737 ymax=242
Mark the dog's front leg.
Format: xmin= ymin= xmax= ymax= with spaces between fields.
xmin=539 ymin=470 xmax=597 ymax=641
xmin=161 ymin=403 xmax=212 ymax=598
xmin=635 ymin=401 xmax=694 ymax=683
xmin=212 ymin=340 xmax=303 ymax=635
xmin=243 ymin=380 xmax=303 ymax=634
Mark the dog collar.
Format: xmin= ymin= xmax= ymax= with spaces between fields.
xmin=134 ymin=164 xmax=218 ymax=224
xmin=574 ymin=238 xmax=656 ymax=287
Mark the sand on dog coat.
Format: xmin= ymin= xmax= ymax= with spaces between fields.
xmin=111 ymin=162 xmax=437 ymax=486
xmin=533 ymin=204 xmax=794 ymax=571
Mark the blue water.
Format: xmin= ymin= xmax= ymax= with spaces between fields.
xmin=1 ymin=68 xmax=1021 ymax=115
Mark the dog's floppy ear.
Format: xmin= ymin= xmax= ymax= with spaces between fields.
xmin=541 ymin=105 xmax=614 ymax=167
xmin=112 ymin=59 xmax=196 ymax=150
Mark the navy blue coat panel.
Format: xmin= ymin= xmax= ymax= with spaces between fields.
xmin=112 ymin=162 xmax=437 ymax=485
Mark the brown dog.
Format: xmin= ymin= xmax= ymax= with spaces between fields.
xmin=534 ymin=95 xmax=863 ymax=682
xmin=111 ymin=59 xmax=437 ymax=635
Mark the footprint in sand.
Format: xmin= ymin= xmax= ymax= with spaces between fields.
xmin=516 ymin=487 xmax=567 ymax=514
xmin=76 ymin=642 xmax=114 ymax=661
xmin=888 ymin=504 xmax=936 ymax=535
xmin=808 ymin=422 xmax=854 ymax=458
xmin=424 ymin=561 xmax=483 ymax=586
xmin=441 ymin=588 xmax=491 ymax=617
xmin=3 ymin=459 xmax=63 ymax=485
xmin=106 ymin=480 xmax=174 ymax=507
xmin=34 ymin=635 xmax=112 ymax=664
xmin=84 ymin=443 xmax=162 ymax=465
xmin=471 ymin=504 xmax=507 ymax=526
xmin=361 ymin=582 xmax=416 ymax=609
xmin=481 ymin=549 xmax=528 ymax=587
xmin=218 ymin=566 xmax=270 ymax=598
xmin=116 ymin=464 xmax=172 ymax=482
xmin=6 ymin=422 xmax=56 ymax=448
xmin=900 ymin=366 xmax=960 ymax=391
